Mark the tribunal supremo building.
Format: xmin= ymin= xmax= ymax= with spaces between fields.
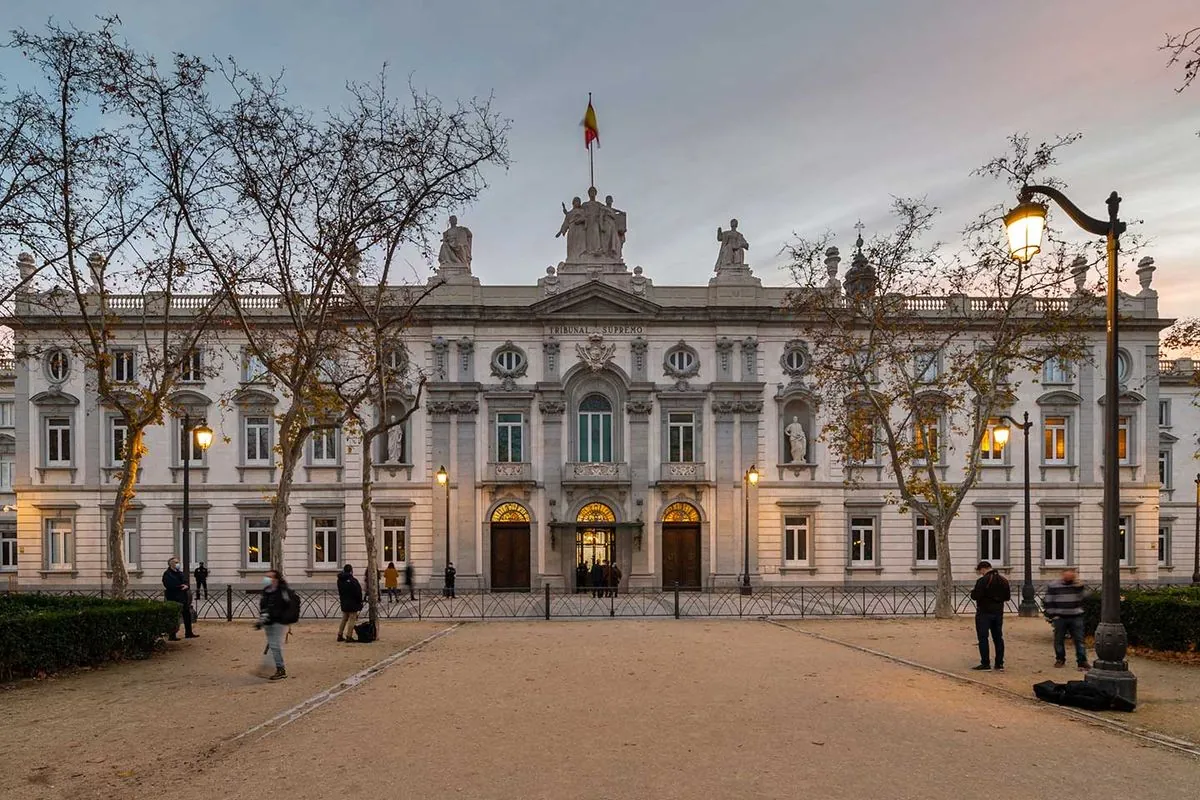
xmin=1 ymin=188 xmax=1194 ymax=591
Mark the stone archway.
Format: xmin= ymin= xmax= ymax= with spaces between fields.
xmin=489 ymin=502 xmax=531 ymax=591
xmin=661 ymin=501 xmax=702 ymax=590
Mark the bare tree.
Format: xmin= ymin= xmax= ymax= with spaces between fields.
xmin=1163 ymin=25 xmax=1200 ymax=94
xmin=784 ymin=135 xmax=1101 ymax=618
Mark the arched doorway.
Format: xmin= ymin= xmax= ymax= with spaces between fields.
xmin=574 ymin=502 xmax=616 ymax=593
xmin=490 ymin=502 xmax=531 ymax=591
xmin=662 ymin=502 xmax=702 ymax=590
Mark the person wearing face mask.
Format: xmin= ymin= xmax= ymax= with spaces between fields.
xmin=162 ymin=557 xmax=197 ymax=640
xmin=256 ymin=570 xmax=290 ymax=680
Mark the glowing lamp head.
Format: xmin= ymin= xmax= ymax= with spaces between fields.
xmin=1003 ymin=200 xmax=1047 ymax=264
xmin=992 ymin=424 xmax=1011 ymax=449
xmin=193 ymin=423 xmax=214 ymax=451
xmin=436 ymin=465 xmax=448 ymax=486
xmin=747 ymin=465 xmax=760 ymax=485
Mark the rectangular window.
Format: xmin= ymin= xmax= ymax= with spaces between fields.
xmin=45 ymin=417 xmax=73 ymax=466
xmin=1042 ymin=357 xmax=1072 ymax=384
xmin=783 ymin=515 xmax=809 ymax=566
xmin=110 ymin=418 xmax=128 ymax=466
xmin=1118 ymin=515 xmax=1131 ymax=566
xmin=112 ymin=349 xmax=135 ymax=383
xmin=242 ymin=351 xmax=268 ymax=382
xmin=312 ymin=517 xmax=339 ymax=568
xmin=1 ymin=528 xmax=17 ymax=569
xmin=1043 ymin=515 xmax=1069 ymax=566
xmin=913 ymin=417 xmax=940 ymax=465
xmin=979 ymin=418 xmax=1005 ymax=463
xmin=979 ymin=515 xmax=1005 ymax=565
xmin=1158 ymin=526 xmax=1170 ymax=566
xmin=1159 ymin=450 xmax=1172 ymax=490
xmin=849 ymin=516 xmax=875 ymax=566
xmin=45 ymin=519 xmax=72 ymax=569
xmin=0 ymin=457 xmax=13 ymax=491
xmin=311 ymin=428 xmax=339 ymax=465
xmin=179 ymin=421 xmax=205 ymax=465
xmin=847 ymin=409 xmax=875 ymax=464
xmin=1158 ymin=399 xmax=1171 ymax=428
xmin=914 ymin=351 xmax=939 ymax=383
xmin=578 ymin=410 xmax=612 ymax=462
xmin=246 ymin=518 xmax=271 ymax=566
xmin=497 ymin=412 xmax=524 ymax=463
xmin=1043 ymin=416 xmax=1068 ymax=464
xmin=245 ymin=416 xmax=271 ymax=464
xmin=122 ymin=520 xmax=139 ymax=572
xmin=915 ymin=516 xmax=937 ymax=566
xmin=667 ymin=412 xmax=695 ymax=463
xmin=1117 ymin=416 xmax=1132 ymax=465
xmin=0 ymin=400 xmax=13 ymax=427
xmin=381 ymin=516 xmax=407 ymax=565
xmin=180 ymin=350 xmax=203 ymax=382
xmin=175 ymin=518 xmax=207 ymax=564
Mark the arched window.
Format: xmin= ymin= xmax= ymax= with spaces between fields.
xmin=491 ymin=502 xmax=531 ymax=523
xmin=578 ymin=393 xmax=613 ymax=463
xmin=662 ymin=502 xmax=700 ymax=523
xmin=577 ymin=502 xmax=616 ymax=523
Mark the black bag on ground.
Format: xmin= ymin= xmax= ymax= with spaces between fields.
xmin=1033 ymin=680 xmax=1135 ymax=712
xmin=354 ymin=621 xmax=376 ymax=643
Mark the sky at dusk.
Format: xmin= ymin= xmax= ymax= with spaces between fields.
xmin=4 ymin=1 xmax=1199 ymax=321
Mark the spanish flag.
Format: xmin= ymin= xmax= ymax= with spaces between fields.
xmin=581 ymin=95 xmax=599 ymax=150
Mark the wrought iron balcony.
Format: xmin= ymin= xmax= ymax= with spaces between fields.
xmin=659 ymin=462 xmax=707 ymax=483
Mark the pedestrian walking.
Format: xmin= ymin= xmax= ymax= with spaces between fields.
xmin=404 ymin=561 xmax=415 ymax=600
xmin=590 ymin=560 xmax=604 ymax=598
xmin=610 ymin=562 xmax=622 ymax=597
xmin=444 ymin=561 xmax=457 ymax=598
xmin=1044 ymin=567 xmax=1091 ymax=670
xmin=336 ymin=564 xmax=364 ymax=642
xmin=384 ymin=562 xmax=399 ymax=603
xmin=256 ymin=570 xmax=290 ymax=680
xmin=970 ymin=560 xmax=1011 ymax=671
xmin=193 ymin=562 xmax=209 ymax=600
xmin=162 ymin=557 xmax=198 ymax=640
xmin=576 ymin=561 xmax=588 ymax=593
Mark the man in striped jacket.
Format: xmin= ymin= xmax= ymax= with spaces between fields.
xmin=1043 ymin=567 xmax=1090 ymax=670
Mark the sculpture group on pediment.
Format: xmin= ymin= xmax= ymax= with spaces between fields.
xmin=556 ymin=187 xmax=626 ymax=263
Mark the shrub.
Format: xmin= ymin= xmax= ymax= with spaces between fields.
xmin=1081 ymin=586 xmax=1200 ymax=653
xmin=0 ymin=593 xmax=180 ymax=681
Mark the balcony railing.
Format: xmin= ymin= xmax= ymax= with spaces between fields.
xmin=485 ymin=461 xmax=533 ymax=483
xmin=659 ymin=462 xmax=706 ymax=482
xmin=563 ymin=462 xmax=630 ymax=483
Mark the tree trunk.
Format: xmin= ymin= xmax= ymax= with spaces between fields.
xmin=933 ymin=519 xmax=955 ymax=618
xmin=270 ymin=410 xmax=304 ymax=577
xmin=360 ymin=428 xmax=379 ymax=629
xmin=106 ymin=426 xmax=144 ymax=599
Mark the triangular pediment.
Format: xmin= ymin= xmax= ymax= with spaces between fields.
xmin=530 ymin=282 xmax=661 ymax=318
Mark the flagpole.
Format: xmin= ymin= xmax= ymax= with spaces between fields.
xmin=588 ymin=91 xmax=594 ymax=189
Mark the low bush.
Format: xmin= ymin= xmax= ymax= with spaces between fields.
xmin=0 ymin=593 xmax=180 ymax=680
xmin=1081 ymin=586 xmax=1200 ymax=653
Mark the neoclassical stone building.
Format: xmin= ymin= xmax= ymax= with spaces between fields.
xmin=1 ymin=188 xmax=1193 ymax=591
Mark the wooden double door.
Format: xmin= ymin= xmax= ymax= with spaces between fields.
xmin=662 ymin=524 xmax=701 ymax=590
xmin=490 ymin=524 xmax=531 ymax=591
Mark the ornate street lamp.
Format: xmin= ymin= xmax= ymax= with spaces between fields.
xmin=180 ymin=417 xmax=214 ymax=580
xmin=436 ymin=465 xmax=450 ymax=595
xmin=741 ymin=465 xmax=759 ymax=595
xmin=1003 ymin=185 xmax=1135 ymax=705
xmin=1192 ymin=474 xmax=1199 ymax=586
xmin=992 ymin=413 xmax=1038 ymax=617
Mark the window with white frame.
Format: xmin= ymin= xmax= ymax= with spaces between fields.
xmin=913 ymin=415 xmax=940 ymax=465
xmin=666 ymin=347 xmax=697 ymax=373
xmin=1116 ymin=349 xmax=1132 ymax=384
xmin=1043 ymin=416 xmax=1068 ymax=464
xmin=979 ymin=418 xmax=1005 ymax=463
xmin=311 ymin=427 xmax=339 ymax=465
xmin=979 ymin=515 xmax=1005 ymax=565
xmin=915 ymin=516 xmax=937 ymax=566
xmin=494 ymin=348 xmax=525 ymax=373
xmin=1159 ymin=450 xmax=1172 ymax=490
xmin=1118 ymin=515 xmax=1132 ymax=566
xmin=45 ymin=417 xmax=73 ymax=467
xmin=312 ymin=517 xmax=339 ymax=568
xmin=178 ymin=419 xmax=206 ymax=465
xmin=1158 ymin=525 xmax=1170 ymax=566
xmin=667 ymin=412 xmax=695 ymax=463
xmin=46 ymin=349 xmax=70 ymax=382
xmin=112 ymin=349 xmax=135 ymax=383
xmin=246 ymin=518 xmax=271 ymax=566
xmin=849 ymin=516 xmax=876 ymax=566
xmin=110 ymin=418 xmax=128 ymax=466
xmin=578 ymin=394 xmax=613 ymax=463
xmin=244 ymin=416 xmax=271 ymax=464
xmin=180 ymin=350 xmax=203 ymax=382
xmin=242 ymin=351 xmax=268 ymax=382
xmin=1158 ymin=399 xmax=1171 ymax=428
xmin=381 ymin=516 xmax=407 ymax=564
xmin=0 ymin=527 xmax=16 ymax=569
xmin=0 ymin=456 xmax=13 ymax=491
xmin=914 ymin=351 xmax=939 ymax=383
xmin=497 ymin=413 xmax=523 ymax=463
xmin=121 ymin=520 xmax=140 ymax=571
xmin=1042 ymin=357 xmax=1072 ymax=384
xmin=783 ymin=515 xmax=810 ymax=566
xmin=846 ymin=407 xmax=876 ymax=464
xmin=1117 ymin=416 xmax=1133 ymax=465
xmin=0 ymin=401 xmax=13 ymax=427
xmin=175 ymin=518 xmax=207 ymax=564
xmin=45 ymin=518 xmax=72 ymax=569
xmin=1043 ymin=515 xmax=1069 ymax=566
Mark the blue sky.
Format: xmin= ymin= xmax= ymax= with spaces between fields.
xmin=4 ymin=1 xmax=1199 ymax=318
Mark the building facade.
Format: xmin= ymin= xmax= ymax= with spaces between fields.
xmin=2 ymin=191 xmax=1193 ymax=591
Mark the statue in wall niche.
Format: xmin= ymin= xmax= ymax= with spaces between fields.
xmin=388 ymin=417 xmax=404 ymax=463
xmin=438 ymin=215 xmax=473 ymax=267
xmin=785 ymin=416 xmax=807 ymax=463
xmin=715 ymin=219 xmax=749 ymax=269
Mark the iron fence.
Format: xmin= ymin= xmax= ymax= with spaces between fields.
xmin=5 ymin=582 xmax=1148 ymax=621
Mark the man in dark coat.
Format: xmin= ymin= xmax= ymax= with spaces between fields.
xmin=336 ymin=564 xmax=364 ymax=642
xmin=444 ymin=561 xmax=457 ymax=598
xmin=970 ymin=560 xmax=1011 ymax=671
xmin=590 ymin=560 xmax=604 ymax=598
xmin=162 ymin=557 xmax=197 ymax=640
xmin=609 ymin=562 xmax=622 ymax=597
xmin=193 ymin=562 xmax=209 ymax=600
xmin=403 ymin=561 xmax=415 ymax=600
xmin=576 ymin=561 xmax=588 ymax=593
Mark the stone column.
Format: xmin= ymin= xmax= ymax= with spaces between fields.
xmin=428 ymin=399 xmax=453 ymax=587
xmin=712 ymin=399 xmax=738 ymax=582
xmin=538 ymin=394 xmax=566 ymax=588
xmin=739 ymin=401 xmax=763 ymax=583
xmin=627 ymin=397 xmax=653 ymax=586
xmin=454 ymin=400 xmax=480 ymax=585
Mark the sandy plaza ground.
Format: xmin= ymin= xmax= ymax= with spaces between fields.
xmin=2 ymin=616 xmax=1197 ymax=800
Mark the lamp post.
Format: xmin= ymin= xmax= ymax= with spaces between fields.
xmin=180 ymin=414 xmax=214 ymax=580
xmin=741 ymin=465 xmax=759 ymax=595
xmin=992 ymin=413 xmax=1038 ymax=617
xmin=1004 ymin=185 xmax=1136 ymax=705
xmin=436 ymin=465 xmax=450 ymax=594
xmin=1192 ymin=473 xmax=1199 ymax=586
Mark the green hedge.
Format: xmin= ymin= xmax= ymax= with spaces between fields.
xmin=0 ymin=593 xmax=180 ymax=680
xmin=1082 ymin=586 xmax=1200 ymax=652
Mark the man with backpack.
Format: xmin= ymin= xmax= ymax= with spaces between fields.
xmin=256 ymin=569 xmax=296 ymax=681
xmin=336 ymin=564 xmax=364 ymax=642
xmin=162 ymin=557 xmax=198 ymax=640
xmin=970 ymin=560 xmax=1012 ymax=671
